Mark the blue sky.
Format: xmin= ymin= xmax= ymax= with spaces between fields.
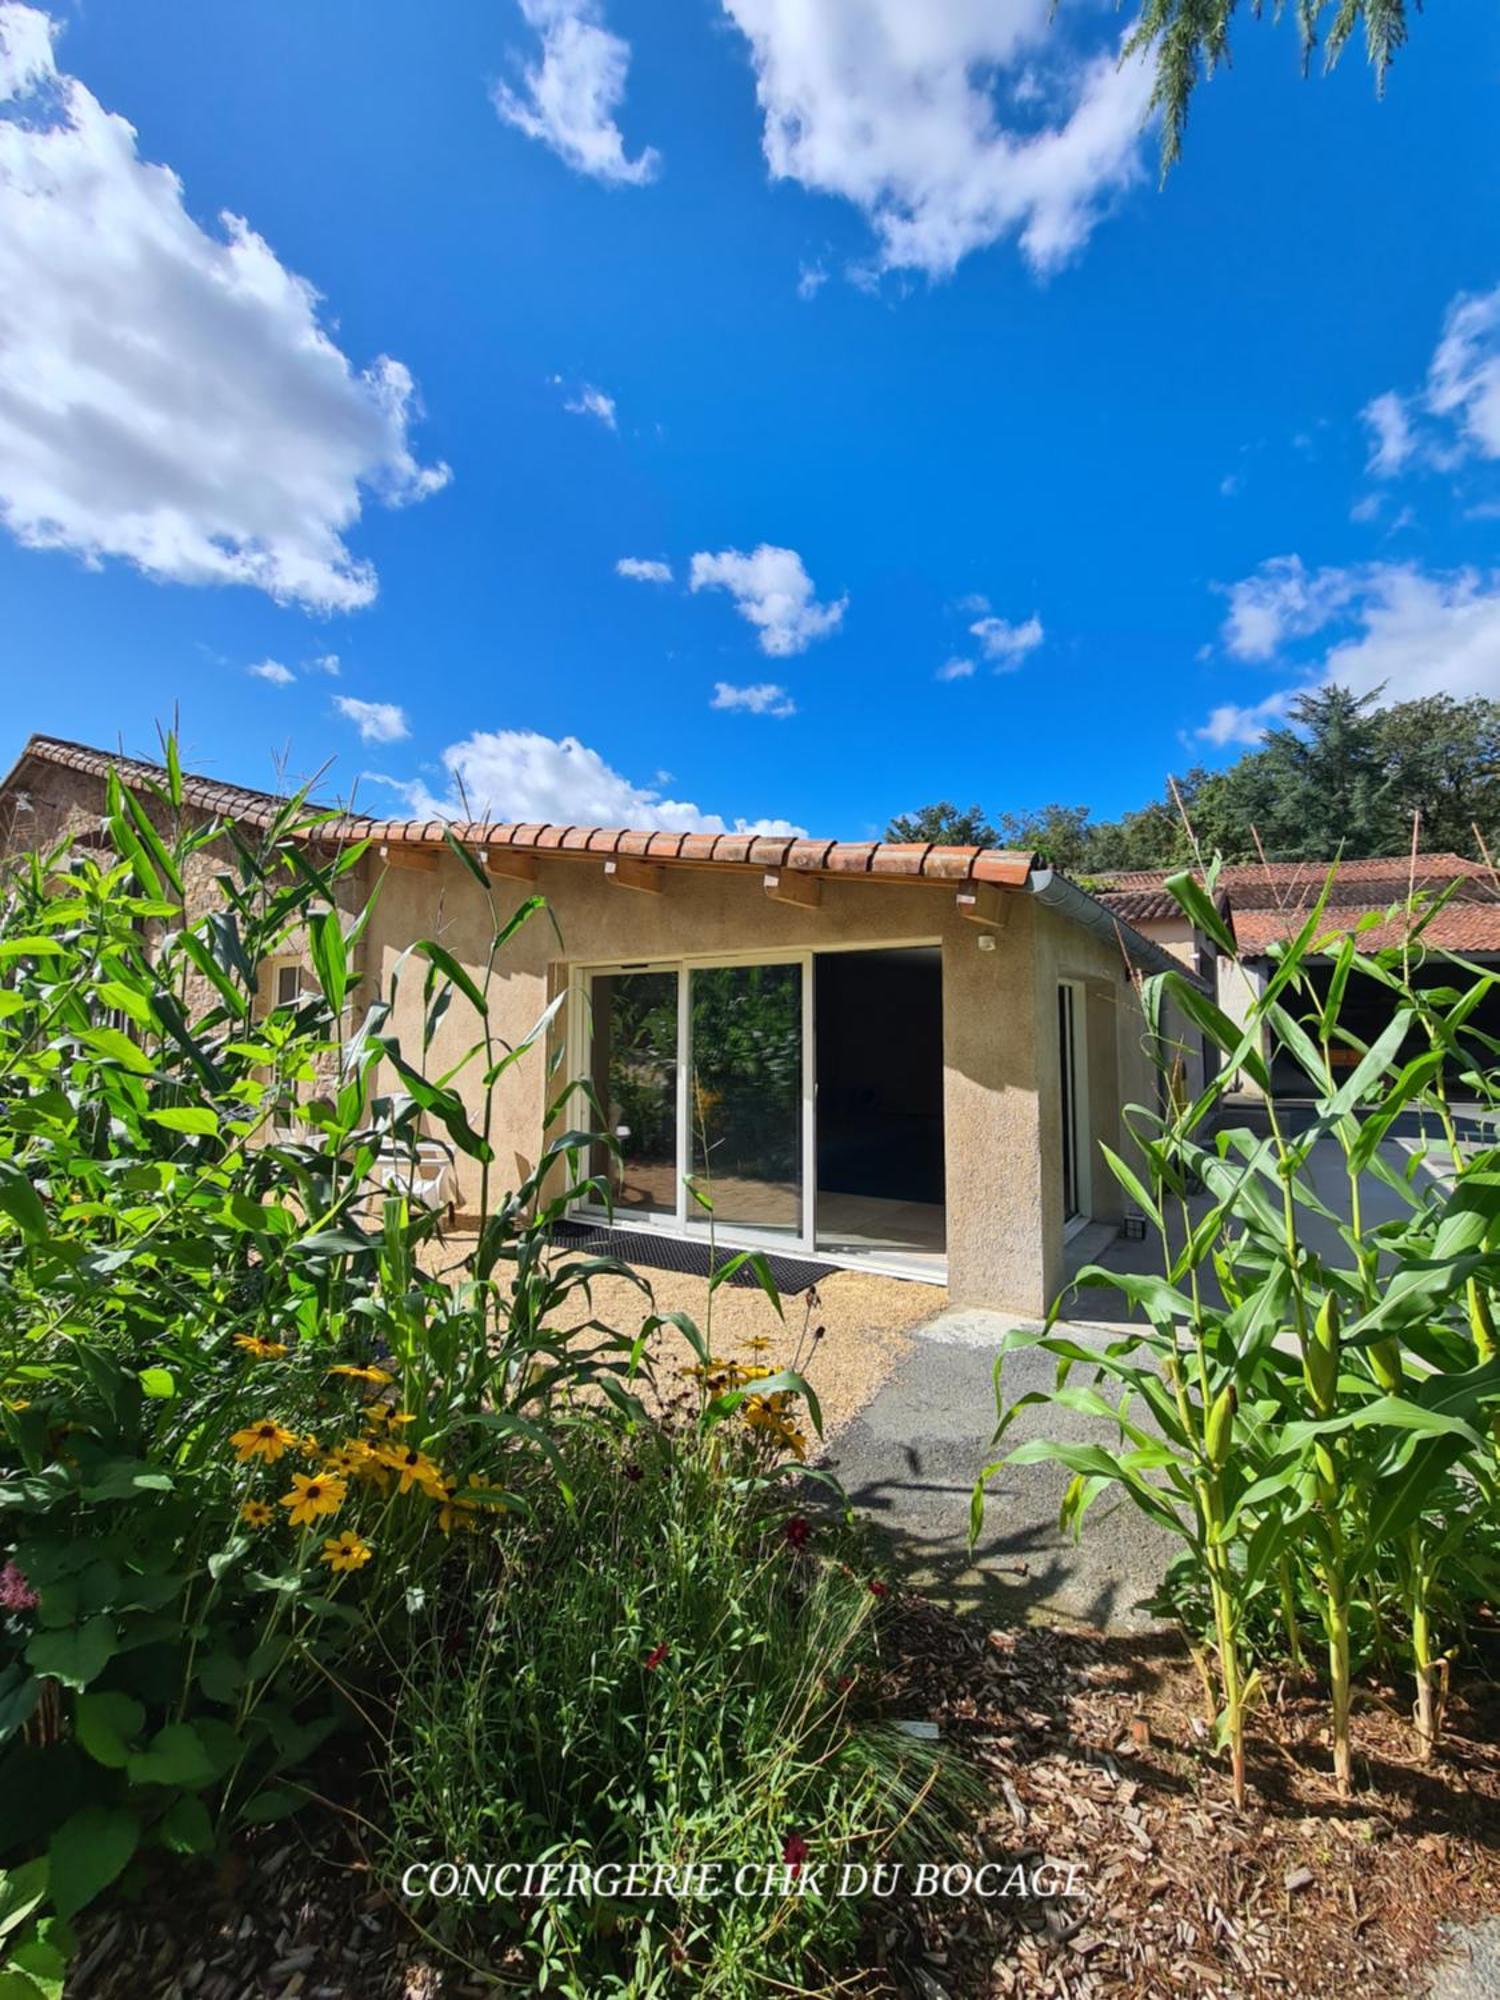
xmin=1 ymin=0 xmax=1498 ymax=841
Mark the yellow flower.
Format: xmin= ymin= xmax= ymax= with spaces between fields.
xmin=323 ymin=1439 xmax=372 ymax=1478
xmin=278 ymin=1471 xmax=348 ymax=1527
xmin=230 ymin=1419 xmax=299 ymax=1465
xmin=320 ymin=1530 xmax=373 ymax=1573
xmin=432 ymin=1476 xmax=480 ymax=1534
xmin=742 ymin=1335 xmax=773 ymax=1354
xmin=235 ymin=1334 xmax=288 ymax=1359
xmin=328 ymin=1364 xmax=393 ymax=1386
xmin=377 ymin=1444 xmax=446 ymax=1498
xmin=362 ymin=1405 xmax=414 ymax=1434
xmin=239 ymin=1498 xmax=273 ymax=1528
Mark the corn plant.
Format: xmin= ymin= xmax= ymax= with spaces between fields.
xmin=974 ymin=858 xmax=1500 ymax=1803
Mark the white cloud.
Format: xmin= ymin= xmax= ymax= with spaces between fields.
xmin=1426 ymin=285 xmax=1500 ymax=462
xmin=1205 ymin=558 xmax=1500 ymax=739
xmin=969 ymin=611 xmax=1044 ymax=667
xmin=0 ymin=5 xmax=448 ymax=612
xmin=1318 ymin=566 xmax=1500 ymax=706
xmin=1362 ymin=390 xmax=1415 ymax=477
xmin=335 ymin=696 xmax=410 ymax=744
xmin=1195 ymin=692 xmax=1289 ymax=747
xmin=710 ymin=680 xmax=796 ymax=716
xmin=304 ymin=652 xmax=341 ymax=676
xmin=370 ymin=727 xmax=804 ymax=835
xmin=1364 ymin=283 xmax=1500 ymax=480
xmin=796 ymin=260 xmax=828 ymax=300
xmin=493 ymin=0 xmax=659 ymax=185
xmin=1219 ymin=556 xmax=1361 ymax=662
xmin=615 ymin=555 xmax=673 ymax=582
xmin=247 ymin=658 xmax=294 ymax=686
xmin=689 ymin=544 xmax=846 ymax=656
xmin=557 ymin=380 xmax=617 ymax=428
xmin=719 ymin=1 xmax=1153 ymax=277
xmin=1219 ymin=471 xmax=1244 ymax=498
xmin=936 ymin=656 xmax=975 ymax=681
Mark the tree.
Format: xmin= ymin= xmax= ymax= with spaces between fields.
xmin=1249 ymin=685 xmax=1393 ymax=859
xmin=885 ymin=801 xmax=998 ymax=846
xmin=1128 ymin=0 xmax=1413 ymax=173
xmin=994 ymin=804 xmax=1096 ymax=872
xmin=1374 ymin=696 xmax=1500 ymax=858
xmin=885 ymin=686 xmax=1500 ymax=876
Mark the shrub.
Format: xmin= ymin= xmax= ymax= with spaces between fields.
xmin=0 ymin=759 xmax=653 ymax=1984
xmin=384 ymin=1413 xmax=961 ymax=1999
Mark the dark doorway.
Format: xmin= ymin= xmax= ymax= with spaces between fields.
xmin=814 ymin=948 xmax=945 ymax=1269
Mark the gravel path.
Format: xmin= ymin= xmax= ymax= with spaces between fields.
xmin=1430 ymin=1921 xmax=1500 ymax=2000
xmin=825 ymin=1305 xmax=1177 ymax=1629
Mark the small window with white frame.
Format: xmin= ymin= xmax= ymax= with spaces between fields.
xmin=271 ymin=960 xmax=312 ymax=1010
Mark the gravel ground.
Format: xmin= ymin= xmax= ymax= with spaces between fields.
xmin=547 ymin=1264 xmax=943 ymax=1441
xmin=1431 ymin=1921 xmax=1500 ymax=2000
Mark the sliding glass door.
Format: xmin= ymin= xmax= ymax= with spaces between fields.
xmin=588 ymin=969 xmax=680 ymax=1219
xmin=688 ymin=962 xmax=804 ymax=1237
xmin=581 ymin=955 xmax=812 ymax=1248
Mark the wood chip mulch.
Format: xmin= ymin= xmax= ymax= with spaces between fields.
xmin=864 ymin=1595 xmax=1500 ymax=2000
xmin=63 ymin=1601 xmax=1500 ymax=2000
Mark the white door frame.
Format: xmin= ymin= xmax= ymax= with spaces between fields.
xmin=566 ymin=937 xmax=943 ymax=1262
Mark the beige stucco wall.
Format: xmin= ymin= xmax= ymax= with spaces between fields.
xmin=2 ymin=754 xmax=1169 ymax=1318
xmin=363 ymin=849 xmax=1162 ymax=1316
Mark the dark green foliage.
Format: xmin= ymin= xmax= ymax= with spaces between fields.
xmin=1126 ymin=0 xmax=1414 ymax=174
xmin=890 ymin=686 xmax=1500 ymax=871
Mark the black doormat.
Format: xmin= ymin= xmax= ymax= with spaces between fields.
xmin=552 ymin=1219 xmax=839 ymax=1293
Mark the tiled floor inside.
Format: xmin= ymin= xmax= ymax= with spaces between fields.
xmin=602 ymin=1168 xmax=946 ymax=1277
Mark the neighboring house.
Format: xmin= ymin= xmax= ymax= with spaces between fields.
xmin=0 ymin=734 xmax=1203 ymax=1315
xmin=1097 ymin=856 xmax=1500 ymax=1096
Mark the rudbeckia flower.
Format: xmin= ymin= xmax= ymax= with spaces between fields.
xmin=377 ymin=1444 xmax=446 ymax=1499
xmin=320 ymin=1530 xmax=372 ymax=1573
xmin=235 ymin=1334 xmax=288 ymax=1359
xmin=327 ymin=1364 xmax=393 ymax=1386
xmin=278 ymin=1472 xmax=348 ymax=1526
xmin=230 ymin=1420 xmax=299 ymax=1465
xmin=239 ymin=1499 xmax=273 ymax=1528
xmin=323 ymin=1439 xmax=372 ymax=1478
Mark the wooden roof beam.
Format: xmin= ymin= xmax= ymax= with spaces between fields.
xmin=604 ymin=857 xmax=664 ymax=895
xmin=763 ymin=869 xmax=821 ymax=910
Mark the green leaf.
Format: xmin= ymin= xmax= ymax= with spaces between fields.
xmin=136 ymin=1368 xmax=176 ymax=1400
xmin=1 ymin=1929 xmax=67 ymax=2000
xmin=76 ymin=1026 xmax=155 ymax=1075
xmin=237 ymin=1788 xmax=303 ymax=1826
xmin=47 ymin=1805 xmax=139 ymax=1921
xmin=25 ymin=1619 xmax=117 ymax=1692
xmin=0 ymin=1860 xmax=49 ymax=1944
xmin=157 ymin=1796 xmax=214 ymax=1857
xmin=0 ymin=1163 xmax=47 ymax=1241
xmin=1164 ymin=868 xmax=1236 ymax=956
xmin=125 ymin=1721 xmax=215 ymax=1790
xmin=414 ymin=940 xmax=487 ymax=1018
xmin=307 ymin=909 xmax=349 ymax=1016
xmin=144 ymin=1108 xmax=219 ymax=1137
xmin=74 ymin=1691 xmax=145 ymax=1769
